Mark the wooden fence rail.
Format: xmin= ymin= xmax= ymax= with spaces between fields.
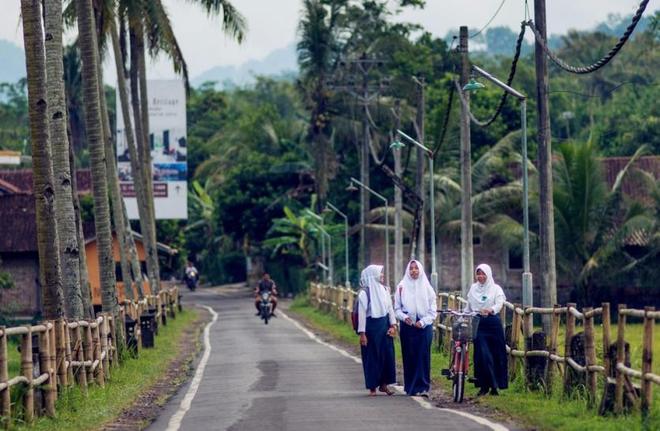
xmin=0 ymin=286 xmax=179 ymax=427
xmin=309 ymin=283 xmax=657 ymax=423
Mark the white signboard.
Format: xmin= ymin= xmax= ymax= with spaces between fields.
xmin=116 ymin=79 xmax=188 ymax=220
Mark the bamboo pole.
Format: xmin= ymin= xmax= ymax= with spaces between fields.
xmin=100 ymin=315 xmax=110 ymax=379
xmin=509 ymin=304 xmax=521 ymax=379
xmin=39 ymin=324 xmax=55 ymax=417
xmin=614 ymin=304 xmax=626 ymax=414
xmin=73 ymin=326 xmax=87 ymax=392
xmin=547 ymin=305 xmax=560 ymax=393
xmin=523 ymin=308 xmax=532 ymax=387
xmin=48 ymin=321 xmax=57 ymax=402
xmin=83 ymin=324 xmax=94 ymax=384
xmin=110 ymin=315 xmax=119 ymax=366
xmin=92 ymin=320 xmax=104 ymax=387
xmin=0 ymin=326 xmax=9 ymax=428
xmin=64 ymin=324 xmax=74 ymax=385
xmin=563 ymin=302 xmax=577 ymax=396
xmin=583 ymin=307 xmax=597 ymax=407
xmin=602 ymin=303 xmax=611 ymax=378
xmin=641 ymin=306 xmax=654 ymax=423
xmin=21 ymin=328 xmax=34 ymax=423
xmin=55 ymin=320 xmax=67 ymax=388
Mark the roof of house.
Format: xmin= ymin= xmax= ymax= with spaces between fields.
xmin=0 ymin=169 xmax=92 ymax=195
xmin=601 ymin=156 xmax=659 ymax=201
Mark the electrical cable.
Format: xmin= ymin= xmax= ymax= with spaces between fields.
xmin=525 ymin=0 xmax=651 ymax=74
xmin=432 ymin=82 xmax=455 ymax=158
xmin=469 ymin=0 xmax=507 ymax=39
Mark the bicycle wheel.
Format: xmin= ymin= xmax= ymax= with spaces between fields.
xmin=453 ymin=348 xmax=466 ymax=403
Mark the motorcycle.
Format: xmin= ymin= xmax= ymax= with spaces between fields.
xmin=185 ymin=270 xmax=198 ymax=292
xmin=259 ymin=291 xmax=272 ymax=324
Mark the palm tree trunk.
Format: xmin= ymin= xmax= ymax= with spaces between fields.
xmin=129 ymin=22 xmax=161 ymax=294
xmin=110 ymin=17 xmax=148 ymax=299
xmin=21 ymin=0 xmax=65 ymax=320
xmin=77 ymin=0 xmax=117 ymax=314
xmin=69 ymin=143 xmax=94 ymax=318
xmin=123 ymin=202 xmax=145 ymax=298
xmin=44 ymin=0 xmax=84 ymax=320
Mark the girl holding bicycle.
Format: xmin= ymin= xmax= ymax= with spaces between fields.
xmin=465 ymin=263 xmax=508 ymax=396
xmin=394 ymin=260 xmax=437 ymax=397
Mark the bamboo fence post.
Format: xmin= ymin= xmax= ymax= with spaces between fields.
xmin=547 ymin=305 xmax=560 ymax=394
xmin=602 ymin=303 xmax=611 ymax=378
xmin=614 ymin=304 xmax=626 ymax=414
xmin=110 ymin=315 xmax=119 ymax=366
xmin=508 ymin=306 xmax=520 ymax=379
xmin=641 ymin=306 xmax=654 ymax=423
xmin=73 ymin=326 xmax=88 ymax=392
xmin=563 ymin=303 xmax=577 ymax=397
xmin=55 ymin=320 xmax=67 ymax=388
xmin=83 ymin=324 xmax=94 ymax=384
xmin=64 ymin=325 xmax=73 ymax=385
xmin=21 ymin=327 xmax=34 ymax=424
xmin=523 ymin=308 xmax=532 ymax=387
xmin=0 ymin=327 xmax=10 ymax=428
xmin=48 ymin=321 xmax=57 ymax=402
xmin=583 ymin=307 xmax=597 ymax=407
xmin=499 ymin=304 xmax=506 ymax=329
xmin=39 ymin=324 xmax=55 ymax=417
xmin=100 ymin=315 xmax=110 ymax=380
xmin=92 ymin=321 xmax=104 ymax=387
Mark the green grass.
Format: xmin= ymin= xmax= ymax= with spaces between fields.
xmin=6 ymin=309 xmax=198 ymax=431
xmin=290 ymin=296 xmax=660 ymax=431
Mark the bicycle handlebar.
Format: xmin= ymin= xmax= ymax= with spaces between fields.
xmin=438 ymin=309 xmax=478 ymax=317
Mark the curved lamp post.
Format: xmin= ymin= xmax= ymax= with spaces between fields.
xmin=325 ymin=202 xmax=350 ymax=288
xmin=306 ymin=209 xmax=333 ymax=285
xmin=348 ymin=177 xmax=389 ymax=286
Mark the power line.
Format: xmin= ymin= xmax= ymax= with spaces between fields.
xmin=548 ymin=81 xmax=658 ymax=99
xmin=525 ymin=0 xmax=651 ymax=74
xmin=469 ymin=0 xmax=507 ymax=39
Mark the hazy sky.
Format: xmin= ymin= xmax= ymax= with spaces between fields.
xmin=0 ymin=0 xmax=649 ymax=82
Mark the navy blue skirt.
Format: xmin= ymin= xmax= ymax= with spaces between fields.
xmin=399 ymin=322 xmax=433 ymax=395
xmin=473 ymin=315 xmax=508 ymax=390
xmin=360 ymin=316 xmax=396 ymax=390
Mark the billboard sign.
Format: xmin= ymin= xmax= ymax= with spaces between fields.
xmin=116 ymin=79 xmax=188 ymax=219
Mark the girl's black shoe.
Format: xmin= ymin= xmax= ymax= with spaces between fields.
xmin=477 ymin=387 xmax=489 ymax=396
xmin=489 ymin=388 xmax=499 ymax=396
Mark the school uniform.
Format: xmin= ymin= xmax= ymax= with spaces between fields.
xmin=358 ymin=265 xmax=397 ymax=390
xmin=464 ymin=263 xmax=508 ymax=393
xmin=394 ymin=260 xmax=437 ymax=396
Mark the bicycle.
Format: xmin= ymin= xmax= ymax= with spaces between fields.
xmin=439 ymin=309 xmax=480 ymax=403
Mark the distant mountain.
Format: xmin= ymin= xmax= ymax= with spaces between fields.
xmin=0 ymin=40 xmax=26 ymax=84
xmin=192 ymin=41 xmax=298 ymax=88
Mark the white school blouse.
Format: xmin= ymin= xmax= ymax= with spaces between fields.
xmin=357 ymin=287 xmax=396 ymax=333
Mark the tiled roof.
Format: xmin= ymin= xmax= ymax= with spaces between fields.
xmin=0 ymin=169 xmax=92 ymax=195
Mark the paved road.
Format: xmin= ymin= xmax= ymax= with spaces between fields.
xmin=149 ymin=285 xmax=503 ymax=431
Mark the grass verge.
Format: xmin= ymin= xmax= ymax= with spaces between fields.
xmin=8 ymin=308 xmax=199 ymax=431
xmin=290 ymin=295 xmax=659 ymax=431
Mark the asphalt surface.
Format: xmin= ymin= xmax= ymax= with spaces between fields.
xmin=148 ymin=285 xmax=502 ymax=431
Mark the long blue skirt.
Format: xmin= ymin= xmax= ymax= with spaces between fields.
xmin=399 ymin=322 xmax=433 ymax=395
xmin=473 ymin=315 xmax=508 ymax=390
xmin=360 ymin=316 xmax=396 ymax=390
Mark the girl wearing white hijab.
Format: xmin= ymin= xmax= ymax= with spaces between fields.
xmin=464 ymin=263 xmax=508 ymax=395
xmin=394 ymin=259 xmax=437 ymax=396
xmin=357 ymin=265 xmax=396 ymax=396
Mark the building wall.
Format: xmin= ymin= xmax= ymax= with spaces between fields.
xmin=0 ymin=252 xmax=40 ymax=318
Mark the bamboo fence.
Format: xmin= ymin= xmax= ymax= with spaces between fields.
xmin=309 ymin=283 xmax=658 ymax=423
xmin=0 ymin=286 xmax=179 ymax=427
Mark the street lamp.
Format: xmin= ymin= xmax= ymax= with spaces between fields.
xmin=391 ymin=129 xmax=438 ymax=293
xmin=462 ymin=65 xmax=532 ymax=311
xmin=306 ymin=209 xmax=333 ymax=285
xmin=348 ymin=177 xmax=389 ymax=286
xmin=325 ymin=202 xmax=350 ymax=288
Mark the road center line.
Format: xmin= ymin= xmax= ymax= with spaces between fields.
xmin=165 ymin=305 xmax=218 ymax=431
xmin=280 ymin=310 xmax=508 ymax=431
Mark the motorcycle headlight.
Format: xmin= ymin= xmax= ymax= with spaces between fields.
xmin=261 ymin=292 xmax=269 ymax=300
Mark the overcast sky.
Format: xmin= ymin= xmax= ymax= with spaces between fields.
xmin=0 ymin=0 xmax=650 ymax=82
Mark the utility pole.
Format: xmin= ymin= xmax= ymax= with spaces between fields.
xmin=328 ymin=53 xmax=389 ymax=272
xmin=392 ymin=101 xmax=403 ymax=285
xmin=534 ymin=0 xmax=557 ymax=333
xmin=414 ymin=78 xmax=426 ymax=266
xmin=459 ymin=26 xmax=474 ymax=298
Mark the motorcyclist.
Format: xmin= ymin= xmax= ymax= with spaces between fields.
xmin=184 ymin=260 xmax=199 ymax=291
xmin=254 ymin=273 xmax=278 ymax=316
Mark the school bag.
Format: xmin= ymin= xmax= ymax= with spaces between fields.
xmin=351 ymin=287 xmax=370 ymax=334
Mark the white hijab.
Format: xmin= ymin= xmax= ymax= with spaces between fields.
xmin=396 ymin=260 xmax=434 ymax=319
xmin=467 ymin=263 xmax=503 ymax=310
xmin=360 ymin=264 xmax=391 ymax=318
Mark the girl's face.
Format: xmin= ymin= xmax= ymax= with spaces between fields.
xmin=379 ymin=270 xmax=385 ymax=284
xmin=409 ymin=262 xmax=420 ymax=280
xmin=476 ymin=269 xmax=487 ymax=284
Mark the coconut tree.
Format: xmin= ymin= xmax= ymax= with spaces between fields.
xmin=21 ymin=0 xmax=65 ymax=319
xmin=77 ymin=0 xmax=118 ymax=313
xmin=44 ymin=0 xmax=84 ymax=319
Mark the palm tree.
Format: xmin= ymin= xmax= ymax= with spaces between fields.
xmin=77 ymin=0 xmax=118 ymax=313
xmin=21 ymin=0 xmax=65 ymax=319
xmin=297 ymin=0 xmax=344 ymax=208
xmin=44 ymin=0 xmax=84 ymax=319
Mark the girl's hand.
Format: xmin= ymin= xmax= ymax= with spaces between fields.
xmin=415 ymin=321 xmax=423 ymax=329
xmin=404 ymin=317 xmax=413 ymax=326
xmin=387 ymin=326 xmax=396 ymax=337
xmin=480 ymin=308 xmax=493 ymax=316
xmin=359 ymin=333 xmax=368 ymax=346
